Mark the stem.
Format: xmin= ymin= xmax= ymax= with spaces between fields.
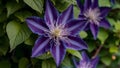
xmin=92 ymin=45 xmax=103 ymax=59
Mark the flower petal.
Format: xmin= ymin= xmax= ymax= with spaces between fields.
xmin=44 ymin=0 xmax=59 ymax=27
xmin=100 ymin=19 xmax=111 ymax=29
xmin=65 ymin=36 xmax=88 ymax=50
xmin=92 ymin=0 xmax=98 ymax=8
xmin=76 ymin=0 xmax=84 ymax=12
xmin=26 ymin=16 xmax=49 ymax=35
xmin=78 ymin=14 xmax=86 ymax=20
xmin=66 ymin=19 xmax=87 ymax=35
xmin=100 ymin=7 xmax=111 ymax=18
xmin=81 ymin=51 xmax=90 ymax=62
xmin=31 ymin=36 xmax=50 ymax=57
xmin=91 ymin=56 xmax=99 ymax=68
xmin=84 ymin=0 xmax=92 ymax=10
xmin=57 ymin=5 xmax=73 ymax=25
xmin=90 ymin=23 xmax=99 ymax=39
xmin=50 ymin=41 xmax=66 ymax=66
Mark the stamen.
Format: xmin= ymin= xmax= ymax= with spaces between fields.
xmin=84 ymin=8 xmax=102 ymax=25
xmin=45 ymin=22 xmax=68 ymax=46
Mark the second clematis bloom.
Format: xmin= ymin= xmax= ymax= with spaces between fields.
xmin=73 ymin=51 xmax=99 ymax=68
xmin=26 ymin=0 xmax=87 ymax=66
xmin=76 ymin=0 xmax=111 ymax=39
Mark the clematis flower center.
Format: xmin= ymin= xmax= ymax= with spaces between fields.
xmin=47 ymin=23 xmax=69 ymax=42
xmin=51 ymin=28 xmax=62 ymax=38
xmin=84 ymin=8 xmax=102 ymax=25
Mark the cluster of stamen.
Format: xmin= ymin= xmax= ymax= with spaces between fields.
xmin=84 ymin=8 xmax=102 ymax=25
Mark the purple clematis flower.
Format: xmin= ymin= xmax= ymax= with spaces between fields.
xmin=76 ymin=0 xmax=111 ymax=39
xmin=26 ymin=0 xmax=87 ymax=66
xmin=73 ymin=51 xmax=99 ymax=68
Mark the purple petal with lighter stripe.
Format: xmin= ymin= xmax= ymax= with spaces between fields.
xmin=76 ymin=0 xmax=84 ymax=12
xmin=100 ymin=19 xmax=111 ymax=29
xmin=66 ymin=19 xmax=87 ymax=35
xmin=50 ymin=41 xmax=66 ymax=66
xmin=66 ymin=36 xmax=88 ymax=50
xmin=92 ymin=0 xmax=98 ymax=8
xmin=57 ymin=5 xmax=73 ymax=25
xmin=26 ymin=16 xmax=49 ymax=35
xmin=100 ymin=7 xmax=111 ymax=18
xmin=90 ymin=23 xmax=99 ymax=40
xmin=81 ymin=51 xmax=90 ymax=62
xmin=32 ymin=36 xmax=50 ymax=57
xmin=44 ymin=0 xmax=59 ymax=27
xmin=91 ymin=56 xmax=99 ymax=68
xmin=84 ymin=0 xmax=92 ymax=10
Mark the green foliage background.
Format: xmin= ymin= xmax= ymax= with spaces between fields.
xmin=0 ymin=0 xmax=120 ymax=68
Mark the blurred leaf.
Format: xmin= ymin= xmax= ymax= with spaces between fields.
xmin=38 ymin=52 xmax=52 ymax=60
xmin=87 ymin=42 xmax=96 ymax=52
xmin=60 ymin=56 xmax=74 ymax=68
xmin=14 ymin=11 xmax=32 ymax=22
xmin=74 ymin=6 xmax=80 ymax=18
xmin=101 ymin=57 xmax=112 ymax=66
xmin=98 ymin=29 xmax=109 ymax=44
xmin=19 ymin=57 xmax=29 ymax=68
xmin=113 ymin=2 xmax=120 ymax=9
xmin=114 ymin=21 xmax=120 ymax=31
xmin=99 ymin=0 xmax=111 ymax=7
xmin=16 ymin=0 xmax=19 ymax=3
xmin=6 ymin=1 xmax=22 ymax=17
xmin=79 ymin=31 xmax=88 ymax=39
xmin=0 ymin=5 xmax=3 ymax=14
xmin=23 ymin=0 xmax=44 ymax=13
xmin=107 ymin=18 xmax=116 ymax=26
xmin=24 ymin=37 xmax=34 ymax=45
xmin=67 ymin=49 xmax=82 ymax=59
xmin=0 ymin=60 xmax=11 ymax=68
xmin=42 ymin=59 xmax=56 ymax=68
xmin=51 ymin=0 xmax=71 ymax=12
xmin=0 ymin=24 xmax=4 ymax=37
xmin=109 ymin=46 xmax=118 ymax=53
xmin=0 ymin=12 xmax=7 ymax=22
xmin=0 ymin=36 xmax=9 ymax=55
xmin=6 ymin=21 xmax=32 ymax=51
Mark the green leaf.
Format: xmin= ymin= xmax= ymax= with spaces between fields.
xmin=42 ymin=59 xmax=56 ymax=68
xmin=51 ymin=0 xmax=71 ymax=12
xmin=6 ymin=1 xmax=23 ymax=17
xmin=107 ymin=18 xmax=116 ymax=26
xmin=74 ymin=6 xmax=80 ymax=18
xmin=0 ymin=60 xmax=11 ymax=68
xmin=23 ymin=0 xmax=44 ymax=13
xmin=14 ymin=11 xmax=32 ymax=22
xmin=38 ymin=52 xmax=52 ymax=60
xmin=99 ymin=0 xmax=111 ymax=7
xmin=67 ymin=49 xmax=82 ymax=59
xmin=101 ymin=57 xmax=112 ymax=66
xmin=87 ymin=42 xmax=96 ymax=52
xmin=19 ymin=57 xmax=29 ymax=68
xmin=114 ymin=21 xmax=120 ymax=31
xmin=61 ymin=56 xmax=74 ymax=68
xmin=98 ymin=29 xmax=109 ymax=44
xmin=109 ymin=46 xmax=118 ymax=53
xmin=0 ymin=12 xmax=7 ymax=22
xmin=6 ymin=21 xmax=32 ymax=51
xmin=0 ymin=24 xmax=4 ymax=37
xmin=24 ymin=37 xmax=34 ymax=45
xmin=79 ymin=31 xmax=88 ymax=39
xmin=0 ymin=36 xmax=9 ymax=55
